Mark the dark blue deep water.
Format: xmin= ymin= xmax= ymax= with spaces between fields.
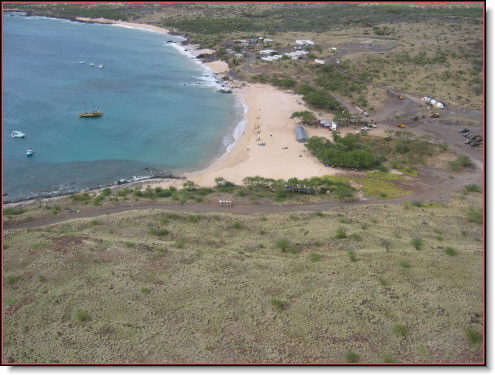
xmin=4 ymin=13 xmax=243 ymax=201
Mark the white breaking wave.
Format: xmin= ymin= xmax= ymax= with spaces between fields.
xmin=225 ymin=98 xmax=248 ymax=154
xmin=166 ymin=42 xmax=223 ymax=89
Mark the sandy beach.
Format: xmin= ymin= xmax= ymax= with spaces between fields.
xmin=150 ymin=84 xmax=338 ymax=190
xmin=75 ymin=17 xmax=171 ymax=34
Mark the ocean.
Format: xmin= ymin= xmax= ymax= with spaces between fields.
xmin=3 ymin=13 xmax=244 ymax=202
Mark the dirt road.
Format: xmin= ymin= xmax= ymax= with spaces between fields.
xmin=4 ymin=163 xmax=481 ymax=231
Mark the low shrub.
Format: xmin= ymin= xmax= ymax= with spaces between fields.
xmin=350 ymin=233 xmax=362 ymax=242
xmin=392 ymin=324 xmax=408 ymax=337
xmin=4 ymin=207 xmax=25 ymax=215
xmin=335 ymin=227 xmax=347 ymax=239
xmin=149 ymin=228 xmax=169 ymax=237
xmin=74 ymin=310 xmax=91 ymax=323
xmin=309 ymin=253 xmax=322 ymax=261
xmin=70 ymin=192 xmax=91 ymax=202
xmin=467 ymin=209 xmax=483 ymax=224
xmin=444 ymin=247 xmax=458 ymax=256
xmin=464 ymin=184 xmax=482 ymax=193
xmin=411 ymin=237 xmax=424 ymax=250
xmin=101 ymin=188 xmax=112 ymax=196
xmin=276 ymin=238 xmax=291 ymax=252
xmin=232 ymin=221 xmax=243 ymax=229
xmin=6 ymin=275 xmax=20 ymax=286
xmin=465 ymin=328 xmax=482 ymax=344
xmin=271 ymin=298 xmax=287 ymax=309
xmin=345 ymin=351 xmax=360 ymax=363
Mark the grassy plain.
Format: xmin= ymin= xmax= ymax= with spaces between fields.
xmin=4 ymin=193 xmax=483 ymax=363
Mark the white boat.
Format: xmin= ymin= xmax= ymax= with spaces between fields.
xmin=26 ymin=148 xmax=35 ymax=157
xmin=89 ymin=63 xmax=95 ymax=66
xmin=97 ymin=64 xmax=104 ymax=68
xmin=79 ymin=61 xmax=85 ymax=64
xmin=12 ymin=131 xmax=26 ymax=138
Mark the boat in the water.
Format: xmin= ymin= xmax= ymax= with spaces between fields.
xmin=79 ymin=100 xmax=103 ymax=118
xmin=26 ymin=148 xmax=35 ymax=157
xmin=218 ymin=88 xmax=233 ymax=94
xmin=80 ymin=111 xmax=103 ymax=118
xmin=79 ymin=61 xmax=85 ymax=64
xmin=11 ymin=130 xmax=26 ymax=138
xmin=89 ymin=62 xmax=95 ymax=66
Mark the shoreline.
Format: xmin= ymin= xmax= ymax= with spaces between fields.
xmin=4 ymin=14 xmax=339 ymax=206
xmin=74 ymin=17 xmax=172 ymax=35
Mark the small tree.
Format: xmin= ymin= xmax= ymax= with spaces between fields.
xmin=182 ymin=181 xmax=195 ymax=191
xmin=335 ymin=226 xmax=347 ymax=239
xmin=276 ymin=238 xmax=291 ymax=252
xmin=215 ymin=177 xmax=226 ymax=187
xmin=291 ymin=111 xmax=317 ymax=125
xmin=380 ymin=238 xmax=392 ymax=252
xmin=410 ymin=237 xmax=423 ymax=250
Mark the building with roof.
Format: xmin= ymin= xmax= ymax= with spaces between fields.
xmin=295 ymin=125 xmax=309 ymax=142
xmin=259 ymin=49 xmax=277 ymax=55
xmin=296 ymin=40 xmax=315 ymax=46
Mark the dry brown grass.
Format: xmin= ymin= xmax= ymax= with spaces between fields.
xmin=4 ymin=195 xmax=483 ymax=363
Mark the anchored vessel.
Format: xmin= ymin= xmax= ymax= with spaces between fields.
xmin=79 ymin=111 xmax=103 ymax=118
xmin=26 ymin=148 xmax=35 ymax=157
xmin=79 ymin=100 xmax=103 ymax=118
xmin=11 ymin=130 xmax=26 ymax=138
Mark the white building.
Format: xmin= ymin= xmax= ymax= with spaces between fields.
xmin=330 ymin=47 xmax=337 ymax=51
xmin=263 ymin=38 xmax=274 ymax=43
xmin=283 ymin=50 xmax=309 ymax=60
xmin=259 ymin=49 xmax=276 ymax=55
xmin=314 ymin=59 xmax=326 ymax=64
xmin=296 ymin=40 xmax=315 ymax=46
xmin=260 ymin=55 xmax=283 ymax=62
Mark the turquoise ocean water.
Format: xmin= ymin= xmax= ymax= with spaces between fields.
xmin=4 ymin=13 xmax=244 ymax=202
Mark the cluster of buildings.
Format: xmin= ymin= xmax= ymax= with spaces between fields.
xmin=259 ymin=49 xmax=310 ymax=62
xmin=233 ymin=36 xmax=274 ymax=46
xmin=295 ymin=40 xmax=315 ymax=46
xmin=421 ymin=96 xmax=445 ymax=109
